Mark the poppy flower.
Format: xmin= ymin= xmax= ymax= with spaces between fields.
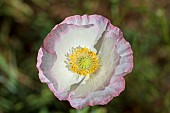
xmin=36 ymin=14 xmax=133 ymax=109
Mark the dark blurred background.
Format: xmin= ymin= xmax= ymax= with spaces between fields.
xmin=0 ymin=0 xmax=170 ymax=113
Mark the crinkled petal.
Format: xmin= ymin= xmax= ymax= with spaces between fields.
xmin=70 ymin=31 xmax=119 ymax=97
xmin=48 ymin=83 xmax=69 ymax=100
xmin=69 ymin=76 xmax=125 ymax=109
xmin=37 ymin=47 xmax=57 ymax=83
xmin=68 ymin=22 xmax=133 ymax=109
xmin=55 ymin=14 xmax=109 ymax=52
xmin=61 ymin=14 xmax=109 ymax=47
xmin=38 ymin=16 xmax=109 ymax=95
xmin=106 ymin=24 xmax=133 ymax=76
xmin=37 ymin=14 xmax=133 ymax=109
xmin=51 ymin=23 xmax=109 ymax=92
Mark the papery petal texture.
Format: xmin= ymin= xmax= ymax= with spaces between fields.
xmin=36 ymin=14 xmax=133 ymax=109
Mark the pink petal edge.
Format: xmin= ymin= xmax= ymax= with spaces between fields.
xmin=37 ymin=15 xmax=109 ymax=100
xmin=37 ymin=48 xmax=51 ymax=83
xmin=68 ymin=76 xmax=125 ymax=109
xmin=37 ymin=14 xmax=133 ymax=109
xmin=67 ymin=20 xmax=132 ymax=109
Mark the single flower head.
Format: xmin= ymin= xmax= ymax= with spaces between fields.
xmin=36 ymin=14 xmax=133 ymax=109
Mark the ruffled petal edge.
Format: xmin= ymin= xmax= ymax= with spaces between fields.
xmin=37 ymin=14 xmax=133 ymax=109
xmin=66 ymin=21 xmax=133 ymax=109
xmin=68 ymin=76 xmax=125 ymax=109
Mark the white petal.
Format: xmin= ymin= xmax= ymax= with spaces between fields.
xmin=37 ymin=47 xmax=57 ymax=83
xmin=39 ymin=15 xmax=109 ymax=94
xmin=69 ymin=76 xmax=125 ymax=109
xmin=51 ymin=23 xmax=108 ymax=92
xmin=71 ymin=31 xmax=119 ymax=97
xmin=37 ymin=15 xmax=133 ymax=108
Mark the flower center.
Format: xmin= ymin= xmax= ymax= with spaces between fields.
xmin=65 ymin=47 xmax=100 ymax=76
xmin=78 ymin=57 xmax=91 ymax=69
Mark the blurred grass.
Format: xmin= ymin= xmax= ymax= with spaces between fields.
xmin=0 ymin=0 xmax=170 ymax=113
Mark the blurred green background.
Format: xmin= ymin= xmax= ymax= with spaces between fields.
xmin=0 ymin=0 xmax=170 ymax=113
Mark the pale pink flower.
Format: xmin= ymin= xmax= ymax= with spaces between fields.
xmin=36 ymin=14 xmax=133 ymax=109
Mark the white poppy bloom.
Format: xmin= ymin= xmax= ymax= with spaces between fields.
xmin=36 ymin=14 xmax=133 ymax=109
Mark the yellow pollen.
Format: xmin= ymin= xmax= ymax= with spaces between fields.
xmin=65 ymin=47 xmax=100 ymax=76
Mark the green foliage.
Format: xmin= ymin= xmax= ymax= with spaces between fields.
xmin=70 ymin=107 xmax=107 ymax=113
xmin=0 ymin=0 xmax=170 ymax=113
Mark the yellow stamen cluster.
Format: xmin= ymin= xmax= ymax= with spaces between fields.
xmin=66 ymin=47 xmax=100 ymax=76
